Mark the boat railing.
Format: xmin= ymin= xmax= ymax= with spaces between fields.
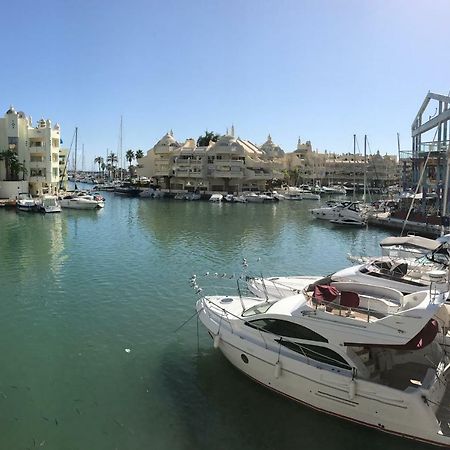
xmin=303 ymin=287 xmax=407 ymax=323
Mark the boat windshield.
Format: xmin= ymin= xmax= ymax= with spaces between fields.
xmin=242 ymin=301 xmax=278 ymax=317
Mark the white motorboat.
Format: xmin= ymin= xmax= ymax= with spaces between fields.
xmin=379 ymin=235 xmax=442 ymax=259
xmin=16 ymin=193 xmax=36 ymax=212
xmin=60 ymin=194 xmax=103 ymax=210
xmin=311 ymin=201 xmax=366 ymax=224
xmin=247 ymin=252 xmax=450 ymax=300
xmin=298 ymin=185 xmax=321 ymax=200
xmin=38 ymin=195 xmax=61 ymax=213
xmin=209 ymin=194 xmax=223 ymax=202
xmin=196 ymin=281 xmax=450 ymax=447
xmin=243 ymin=193 xmax=265 ymax=203
xmin=233 ymin=195 xmax=247 ymax=203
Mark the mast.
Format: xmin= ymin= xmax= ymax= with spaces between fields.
xmin=363 ymin=134 xmax=367 ymax=203
xmin=119 ymin=116 xmax=123 ymax=180
xmin=74 ymin=127 xmax=78 ymax=177
xmin=353 ymin=134 xmax=356 ymax=201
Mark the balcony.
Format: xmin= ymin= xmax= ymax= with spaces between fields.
xmin=245 ymin=169 xmax=273 ymax=180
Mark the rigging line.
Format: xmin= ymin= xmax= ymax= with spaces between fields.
xmin=401 ymin=124 xmax=440 ymax=237
xmin=173 ymin=308 xmax=203 ymax=333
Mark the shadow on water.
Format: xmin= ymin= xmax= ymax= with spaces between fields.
xmin=157 ymin=336 xmax=434 ymax=450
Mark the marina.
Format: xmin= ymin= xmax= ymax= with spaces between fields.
xmin=2 ymin=2 xmax=450 ymax=448
xmin=2 ymin=191 xmax=435 ymax=450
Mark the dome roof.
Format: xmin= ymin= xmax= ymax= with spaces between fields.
xmin=6 ymin=105 xmax=16 ymax=115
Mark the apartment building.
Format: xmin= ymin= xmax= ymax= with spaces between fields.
xmin=285 ymin=139 xmax=398 ymax=187
xmin=137 ymin=131 xmax=283 ymax=193
xmin=0 ymin=106 xmax=67 ymax=197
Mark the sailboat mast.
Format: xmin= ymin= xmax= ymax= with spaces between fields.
xmin=120 ymin=116 xmax=123 ymax=180
xmin=74 ymin=127 xmax=78 ymax=176
xmin=353 ymin=134 xmax=356 ymax=201
xmin=363 ymin=134 xmax=367 ymax=203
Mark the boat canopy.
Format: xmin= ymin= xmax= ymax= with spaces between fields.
xmin=379 ymin=236 xmax=441 ymax=252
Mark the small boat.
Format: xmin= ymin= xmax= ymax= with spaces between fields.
xmin=243 ymin=193 xmax=265 ymax=203
xmin=113 ymin=183 xmax=142 ymax=197
xmin=16 ymin=193 xmax=36 ymax=212
xmin=60 ymin=194 xmax=103 ymax=210
xmin=311 ymin=201 xmax=366 ymax=223
xmin=209 ymin=194 xmax=223 ymax=202
xmin=38 ymin=195 xmax=61 ymax=213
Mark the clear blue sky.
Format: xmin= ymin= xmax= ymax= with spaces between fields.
xmin=3 ymin=0 xmax=450 ymax=168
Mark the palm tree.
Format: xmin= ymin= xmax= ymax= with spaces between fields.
xmin=125 ymin=149 xmax=135 ymax=176
xmin=107 ymin=153 xmax=118 ymax=179
xmin=197 ymin=131 xmax=219 ymax=147
xmin=0 ymin=151 xmax=27 ymax=181
xmin=94 ymin=156 xmax=104 ymax=175
xmin=135 ymin=149 xmax=144 ymax=160
xmin=101 ymin=161 xmax=106 ymax=178
xmin=9 ymin=158 xmax=27 ymax=181
xmin=0 ymin=149 xmax=17 ymax=181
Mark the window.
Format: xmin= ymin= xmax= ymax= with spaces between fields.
xmin=279 ymin=341 xmax=350 ymax=370
xmin=245 ymin=319 xmax=328 ymax=342
xmin=52 ymin=168 xmax=59 ymax=177
xmin=30 ymin=168 xmax=46 ymax=177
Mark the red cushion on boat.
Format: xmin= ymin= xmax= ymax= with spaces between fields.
xmin=313 ymin=285 xmax=339 ymax=303
xmin=339 ymin=291 xmax=360 ymax=308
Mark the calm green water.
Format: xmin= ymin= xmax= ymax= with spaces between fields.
xmin=0 ymin=193 xmax=430 ymax=450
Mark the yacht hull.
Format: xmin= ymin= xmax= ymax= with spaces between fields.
xmin=206 ymin=329 xmax=449 ymax=447
xmin=197 ymin=295 xmax=450 ymax=447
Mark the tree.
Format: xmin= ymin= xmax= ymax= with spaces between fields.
xmin=0 ymin=149 xmax=27 ymax=181
xmin=126 ymin=149 xmax=135 ymax=179
xmin=107 ymin=153 xmax=118 ymax=179
xmin=135 ymin=149 xmax=144 ymax=159
xmin=197 ymin=131 xmax=219 ymax=147
xmin=10 ymin=158 xmax=27 ymax=181
xmin=94 ymin=156 xmax=104 ymax=175
xmin=125 ymin=149 xmax=134 ymax=171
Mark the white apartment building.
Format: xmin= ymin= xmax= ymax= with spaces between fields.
xmin=0 ymin=106 xmax=66 ymax=197
xmin=137 ymin=130 xmax=283 ymax=193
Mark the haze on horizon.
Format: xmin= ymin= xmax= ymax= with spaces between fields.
xmin=3 ymin=0 xmax=450 ymax=169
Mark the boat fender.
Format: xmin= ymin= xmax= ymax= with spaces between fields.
xmin=348 ymin=379 xmax=356 ymax=400
xmin=213 ymin=334 xmax=220 ymax=349
xmin=274 ymin=361 xmax=282 ymax=378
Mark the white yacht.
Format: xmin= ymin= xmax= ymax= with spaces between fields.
xmin=196 ymin=282 xmax=450 ymax=446
xmin=38 ymin=195 xmax=61 ymax=213
xmin=247 ymin=250 xmax=450 ymax=300
xmin=380 ymin=235 xmax=442 ymax=259
xmin=16 ymin=193 xmax=36 ymax=212
xmin=60 ymin=193 xmax=103 ymax=210
xmin=311 ymin=201 xmax=366 ymax=226
xmin=209 ymin=194 xmax=223 ymax=202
